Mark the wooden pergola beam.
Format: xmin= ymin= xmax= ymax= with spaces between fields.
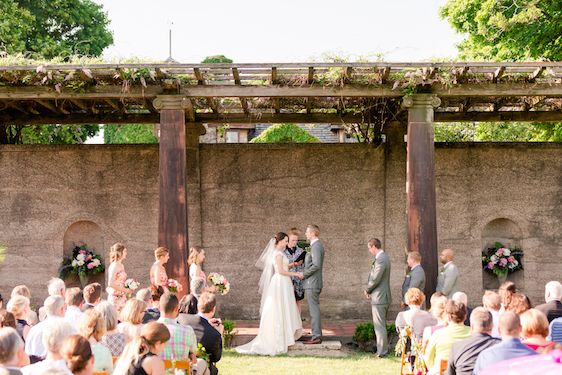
xmin=232 ymin=67 xmax=249 ymax=115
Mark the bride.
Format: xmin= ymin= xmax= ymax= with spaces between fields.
xmin=236 ymin=232 xmax=304 ymax=356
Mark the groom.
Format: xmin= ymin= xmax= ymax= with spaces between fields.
xmin=303 ymin=224 xmax=324 ymax=345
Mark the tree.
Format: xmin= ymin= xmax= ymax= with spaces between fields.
xmin=440 ymin=0 xmax=562 ymax=61
xmin=0 ymin=0 xmax=113 ymax=144
xmin=250 ymin=124 xmax=320 ymax=143
xmin=0 ymin=0 xmax=113 ymax=59
xmin=104 ymin=124 xmax=158 ymax=144
xmin=434 ymin=122 xmax=562 ymax=142
xmin=201 ymin=55 xmax=233 ymax=63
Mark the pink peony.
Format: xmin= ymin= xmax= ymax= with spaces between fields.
xmin=496 ymin=248 xmax=504 ymax=256
xmin=488 ymin=262 xmax=495 ymax=269
xmin=500 ymin=258 xmax=508 ymax=266
xmin=87 ymin=263 xmax=94 ymax=269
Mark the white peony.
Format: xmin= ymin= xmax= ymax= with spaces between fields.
xmin=71 ymin=260 xmax=78 ymax=267
xmin=77 ymin=260 xmax=85 ymax=266
xmin=76 ymin=253 xmax=86 ymax=262
xmin=504 ymin=249 xmax=511 ymax=256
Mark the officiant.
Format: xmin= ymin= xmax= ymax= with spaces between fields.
xmin=285 ymin=228 xmax=306 ymax=312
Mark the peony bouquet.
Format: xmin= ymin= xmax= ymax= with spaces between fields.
xmin=125 ymin=278 xmax=140 ymax=292
xmin=207 ymin=272 xmax=231 ymax=295
xmin=166 ymin=278 xmax=182 ymax=293
xmin=59 ymin=244 xmax=105 ymax=280
xmin=482 ymin=242 xmax=523 ymax=277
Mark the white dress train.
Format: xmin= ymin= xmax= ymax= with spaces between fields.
xmin=236 ymin=252 xmax=303 ymax=356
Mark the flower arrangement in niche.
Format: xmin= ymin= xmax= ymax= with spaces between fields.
xmin=481 ymin=242 xmax=523 ymax=277
xmin=59 ymin=244 xmax=105 ymax=284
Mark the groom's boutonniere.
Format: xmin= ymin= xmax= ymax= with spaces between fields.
xmin=440 ymin=267 xmax=445 ymax=273
xmin=304 ymin=246 xmax=311 ymax=253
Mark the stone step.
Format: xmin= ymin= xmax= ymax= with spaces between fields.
xmin=287 ymin=340 xmax=347 ymax=357
xmin=289 ymin=340 xmax=342 ymax=351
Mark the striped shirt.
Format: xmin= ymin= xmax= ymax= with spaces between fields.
xmin=157 ymin=317 xmax=197 ymax=360
xmin=548 ymin=317 xmax=562 ymax=343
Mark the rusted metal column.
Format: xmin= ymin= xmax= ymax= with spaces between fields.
xmin=153 ymin=96 xmax=190 ymax=296
xmin=402 ymin=94 xmax=441 ymax=298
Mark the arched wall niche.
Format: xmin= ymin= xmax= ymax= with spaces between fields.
xmin=63 ymin=220 xmax=106 ymax=288
xmin=481 ymin=218 xmax=525 ymax=290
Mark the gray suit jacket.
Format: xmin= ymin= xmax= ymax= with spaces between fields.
xmin=401 ymin=264 xmax=426 ymax=299
xmin=366 ymin=251 xmax=391 ymax=306
xmin=436 ymin=262 xmax=459 ymax=297
xmin=303 ymin=239 xmax=324 ymax=290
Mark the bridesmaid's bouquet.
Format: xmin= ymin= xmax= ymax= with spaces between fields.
xmin=166 ymin=278 xmax=182 ymax=293
xmin=124 ymin=278 xmax=140 ymax=292
xmin=207 ymin=273 xmax=231 ymax=295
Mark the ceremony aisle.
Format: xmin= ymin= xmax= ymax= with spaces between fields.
xmin=220 ymin=349 xmax=400 ymax=374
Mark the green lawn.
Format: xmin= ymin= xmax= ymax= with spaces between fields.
xmin=219 ymin=349 xmax=401 ymax=375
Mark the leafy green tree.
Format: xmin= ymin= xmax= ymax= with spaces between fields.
xmin=250 ymin=124 xmax=320 ymax=143
xmin=435 ymin=122 xmax=562 ymax=142
xmin=440 ymin=0 xmax=561 ymax=61
xmin=0 ymin=0 xmax=113 ymax=144
xmin=0 ymin=0 xmax=113 ymax=58
xmin=104 ymin=124 xmax=158 ymax=144
xmin=201 ymin=55 xmax=233 ymax=63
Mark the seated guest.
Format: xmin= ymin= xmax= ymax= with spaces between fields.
xmin=447 ymin=307 xmax=500 ymax=375
xmin=158 ymin=293 xmax=207 ymax=375
xmin=482 ymin=291 xmax=501 ymax=338
xmin=547 ymin=316 xmax=562 ymax=344
xmin=82 ymin=284 xmax=102 ymax=312
xmin=114 ymin=322 xmax=170 ymax=375
xmin=473 ymin=311 xmax=537 ymax=374
xmin=95 ymin=302 xmax=125 ymax=357
xmin=179 ymin=278 xmax=206 ymax=316
xmin=60 ymin=335 xmax=95 ymax=375
xmin=0 ymin=310 xmax=16 ymax=329
xmin=395 ymin=288 xmax=437 ymax=341
xmin=78 ymin=309 xmax=113 ymax=375
xmin=39 ymin=279 xmax=66 ymax=322
xmin=424 ymin=300 xmax=470 ymax=374
xmin=21 ymin=319 xmax=74 ymax=375
xmin=178 ymin=292 xmax=223 ymax=375
xmin=7 ymin=296 xmax=31 ymax=341
xmin=11 ymin=286 xmax=38 ymax=326
xmin=520 ymin=309 xmax=555 ymax=351
xmin=422 ymin=292 xmax=448 ymax=350
xmin=506 ymin=293 xmax=532 ymax=315
xmin=452 ymin=292 xmax=472 ymax=326
xmin=117 ymin=299 xmax=146 ymax=343
xmin=0 ymin=327 xmax=29 ymax=374
xmin=136 ymin=287 xmax=161 ymax=324
xmin=25 ymin=296 xmax=69 ymax=361
xmin=535 ymin=281 xmax=562 ymax=323
xmin=64 ymin=288 xmax=84 ymax=331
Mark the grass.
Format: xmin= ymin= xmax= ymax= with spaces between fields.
xmin=219 ymin=349 xmax=401 ymax=375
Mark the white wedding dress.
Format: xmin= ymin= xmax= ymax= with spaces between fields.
xmin=236 ymin=250 xmax=303 ymax=356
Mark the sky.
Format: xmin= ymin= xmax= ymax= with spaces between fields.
xmin=93 ymin=0 xmax=465 ymax=63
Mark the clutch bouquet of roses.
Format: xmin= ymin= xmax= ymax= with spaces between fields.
xmin=207 ymin=272 xmax=231 ymax=295
xmin=124 ymin=278 xmax=140 ymax=293
xmin=166 ymin=278 xmax=183 ymax=293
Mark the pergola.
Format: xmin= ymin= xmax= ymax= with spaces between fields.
xmin=1 ymin=61 xmax=561 ymax=295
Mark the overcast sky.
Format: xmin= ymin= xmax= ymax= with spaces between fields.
xmin=93 ymin=0 xmax=465 ymax=63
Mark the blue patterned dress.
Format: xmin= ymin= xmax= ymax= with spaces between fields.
xmin=284 ymin=246 xmax=305 ymax=301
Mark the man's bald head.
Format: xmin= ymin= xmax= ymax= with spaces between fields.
xmin=440 ymin=249 xmax=454 ymax=264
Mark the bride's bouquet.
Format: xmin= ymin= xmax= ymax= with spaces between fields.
xmin=207 ymin=273 xmax=231 ymax=295
xmin=124 ymin=278 xmax=140 ymax=292
xmin=166 ymin=278 xmax=182 ymax=293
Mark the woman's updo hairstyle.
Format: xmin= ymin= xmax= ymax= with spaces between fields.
xmin=110 ymin=242 xmax=126 ymax=262
xmin=274 ymin=232 xmax=288 ymax=244
xmin=61 ymin=335 xmax=93 ymax=373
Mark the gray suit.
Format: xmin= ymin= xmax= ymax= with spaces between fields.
xmin=436 ymin=262 xmax=459 ymax=297
xmin=303 ymin=239 xmax=324 ymax=339
xmin=366 ymin=251 xmax=391 ymax=356
xmin=401 ymin=264 xmax=426 ymax=300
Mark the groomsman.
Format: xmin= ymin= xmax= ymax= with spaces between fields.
xmin=364 ymin=238 xmax=391 ymax=357
xmin=401 ymin=251 xmax=426 ymax=303
xmin=436 ymin=248 xmax=460 ymax=297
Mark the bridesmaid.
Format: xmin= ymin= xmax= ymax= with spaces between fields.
xmin=150 ymin=247 xmax=170 ymax=290
xmin=107 ymin=242 xmax=128 ymax=313
xmin=188 ymin=246 xmax=207 ymax=282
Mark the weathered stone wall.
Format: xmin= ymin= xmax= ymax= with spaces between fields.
xmin=0 ymin=141 xmax=561 ymax=319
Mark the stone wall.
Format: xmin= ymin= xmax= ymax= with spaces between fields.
xmin=0 ymin=140 xmax=561 ymax=319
